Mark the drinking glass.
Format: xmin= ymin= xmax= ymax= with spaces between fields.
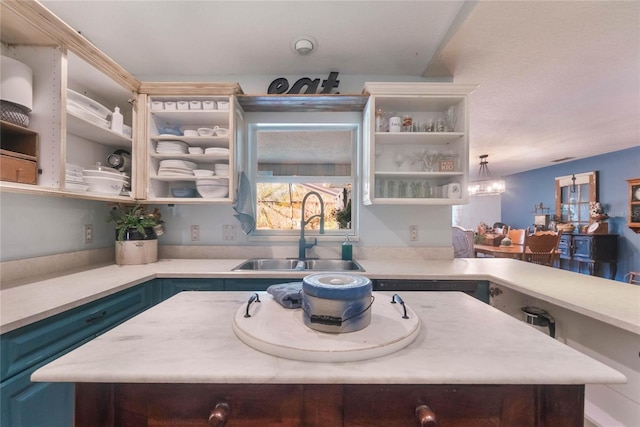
xmin=444 ymin=105 xmax=457 ymax=132
xmin=398 ymin=180 xmax=408 ymax=198
xmin=386 ymin=180 xmax=396 ymax=198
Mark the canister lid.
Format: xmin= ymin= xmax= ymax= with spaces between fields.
xmin=302 ymin=273 xmax=371 ymax=299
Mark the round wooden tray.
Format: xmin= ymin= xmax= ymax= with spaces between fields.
xmin=233 ymin=292 xmax=421 ymax=362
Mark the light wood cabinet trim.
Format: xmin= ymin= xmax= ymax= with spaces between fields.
xmin=237 ymin=94 xmax=369 ymax=112
xmin=139 ymin=82 xmax=243 ymax=96
xmin=2 ymin=0 xmax=140 ymax=92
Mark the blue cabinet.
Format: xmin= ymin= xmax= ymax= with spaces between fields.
xmin=161 ymin=278 xmax=225 ymax=299
xmin=1 ymin=359 xmax=74 ymax=426
xmin=223 ymin=278 xmax=295 ymax=291
xmin=0 ymin=280 xmax=160 ymax=427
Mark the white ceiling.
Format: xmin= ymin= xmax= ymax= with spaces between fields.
xmin=40 ymin=0 xmax=639 ymax=177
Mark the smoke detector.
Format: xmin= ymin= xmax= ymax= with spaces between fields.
xmin=292 ymin=35 xmax=317 ymax=55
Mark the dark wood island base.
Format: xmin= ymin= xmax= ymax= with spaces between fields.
xmin=76 ymin=383 xmax=584 ymax=426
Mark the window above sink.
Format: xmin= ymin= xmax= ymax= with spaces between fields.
xmin=244 ymin=120 xmax=359 ymax=239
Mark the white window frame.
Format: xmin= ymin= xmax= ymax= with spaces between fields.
xmin=244 ymin=121 xmax=360 ymax=241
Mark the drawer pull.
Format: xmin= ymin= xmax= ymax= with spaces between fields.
xmin=244 ymin=292 xmax=261 ymax=318
xmin=208 ymin=402 xmax=230 ymax=426
xmin=390 ymin=293 xmax=409 ymax=319
xmin=415 ymin=404 xmax=437 ymax=426
xmin=85 ymin=310 xmax=107 ymax=323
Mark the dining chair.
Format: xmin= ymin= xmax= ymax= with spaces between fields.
xmin=493 ymin=222 xmax=508 ymax=234
xmin=452 ymin=226 xmax=475 ymax=258
xmin=523 ymin=231 xmax=562 ymax=267
xmin=626 ymin=271 xmax=640 ymax=285
xmin=507 ymin=227 xmax=529 ymax=246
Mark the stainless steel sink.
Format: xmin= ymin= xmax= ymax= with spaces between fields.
xmin=231 ymin=258 xmax=364 ymax=272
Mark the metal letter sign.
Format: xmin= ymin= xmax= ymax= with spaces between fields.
xmin=268 ymin=72 xmax=340 ymax=94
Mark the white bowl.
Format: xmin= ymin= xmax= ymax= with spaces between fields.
xmin=193 ymin=169 xmax=214 ymax=177
xmin=84 ymin=176 xmax=124 ymax=195
xmin=214 ymin=164 xmax=229 ymax=176
xmin=197 ymin=127 xmax=214 ymax=136
xmin=196 ymin=185 xmax=228 ymax=198
xmin=188 ymin=147 xmax=204 ymax=155
xmin=197 ymin=177 xmax=229 ymax=186
xmin=65 ymin=181 xmax=89 ymax=192
xmin=214 ymin=127 xmax=229 ymax=137
xmin=183 ymin=129 xmax=198 ymax=137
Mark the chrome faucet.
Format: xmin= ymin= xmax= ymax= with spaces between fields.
xmin=299 ymin=191 xmax=325 ymax=259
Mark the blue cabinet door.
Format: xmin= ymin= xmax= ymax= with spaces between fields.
xmin=0 ymin=280 xmax=160 ymax=427
xmin=1 ymin=363 xmax=73 ymax=427
xmin=1 ymin=281 xmax=158 ymax=380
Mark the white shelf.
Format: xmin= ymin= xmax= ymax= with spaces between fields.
xmin=149 ymin=175 xmax=229 ymax=182
xmin=150 ymin=109 xmax=229 ymax=126
xmin=374 ymin=171 xmax=464 ymax=179
xmin=67 ymin=112 xmax=131 ymax=147
xmin=375 ymin=132 xmax=463 ymax=145
xmin=145 ymin=196 xmax=232 ymax=204
xmin=152 ymin=135 xmax=229 ymax=148
xmin=368 ymin=197 xmax=463 ymax=205
xmin=150 ymin=153 xmax=229 ymax=161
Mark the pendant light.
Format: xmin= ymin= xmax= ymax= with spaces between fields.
xmin=468 ymin=154 xmax=505 ymax=196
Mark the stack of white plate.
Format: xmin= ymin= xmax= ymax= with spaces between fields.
xmin=82 ymin=163 xmax=128 ymax=195
xmin=156 ymin=140 xmax=188 ymax=154
xmin=65 ymin=163 xmax=89 ymax=192
xmin=204 ymin=147 xmax=230 ymax=155
xmin=196 ymin=177 xmax=229 ymax=198
xmin=158 ymin=159 xmax=197 ymax=176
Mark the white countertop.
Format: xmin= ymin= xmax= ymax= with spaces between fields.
xmin=31 ymin=291 xmax=626 ymax=385
xmin=1 ymin=258 xmax=638 ymax=335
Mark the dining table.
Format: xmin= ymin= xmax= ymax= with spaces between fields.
xmin=474 ymin=244 xmax=562 ymax=267
xmin=473 ymin=244 xmax=526 ymax=259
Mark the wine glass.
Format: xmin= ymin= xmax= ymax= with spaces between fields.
xmin=394 ymin=152 xmax=405 ymax=170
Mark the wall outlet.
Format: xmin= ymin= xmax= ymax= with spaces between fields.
xmin=409 ymin=225 xmax=418 ymax=241
xmin=191 ymin=225 xmax=200 ymax=241
xmin=84 ymin=224 xmax=93 ymax=244
xmin=223 ymin=224 xmax=237 ymax=241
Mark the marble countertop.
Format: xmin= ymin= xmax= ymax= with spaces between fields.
xmin=1 ymin=258 xmax=638 ymax=335
xmin=31 ymin=291 xmax=626 ymax=385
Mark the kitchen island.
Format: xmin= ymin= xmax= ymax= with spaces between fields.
xmin=32 ymin=291 xmax=624 ymax=426
xmin=2 ymin=257 xmax=639 ymax=425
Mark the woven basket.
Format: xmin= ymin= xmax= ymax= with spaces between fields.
xmin=0 ymin=100 xmax=30 ymax=127
xmin=556 ymin=223 xmax=575 ymax=233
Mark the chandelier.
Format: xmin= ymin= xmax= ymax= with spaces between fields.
xmin=468 ymin=154 xmax=505 ymax=196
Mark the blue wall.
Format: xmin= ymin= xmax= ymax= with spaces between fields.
xmin=502 ymin=146 xmax=640 ymax=282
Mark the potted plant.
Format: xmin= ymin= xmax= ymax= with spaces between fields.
xmin=107 ymin=204 xmax=164 ymax=265
xmin=333 ymin=187 xmax=351 ymax=229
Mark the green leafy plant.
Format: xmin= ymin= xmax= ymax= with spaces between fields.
xmin=107 ymin=204 xmax=163 ymax=242
xmin=333 ymin=187 xmax=352 ymax=229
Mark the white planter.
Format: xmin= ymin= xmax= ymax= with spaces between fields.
xmin=115 ymin=239 xmax=158 ymax=265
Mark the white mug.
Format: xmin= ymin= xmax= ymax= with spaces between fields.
xmin=447 ymin=183 xmax=461 ymax=199
xmin=389 ymin=116 xmax=401 ymax=132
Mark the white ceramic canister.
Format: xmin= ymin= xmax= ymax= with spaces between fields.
xmin=302 ymin=273 xmax=373 ymax=333
xmin=389 ymin=116 xmax=402 ymax=133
